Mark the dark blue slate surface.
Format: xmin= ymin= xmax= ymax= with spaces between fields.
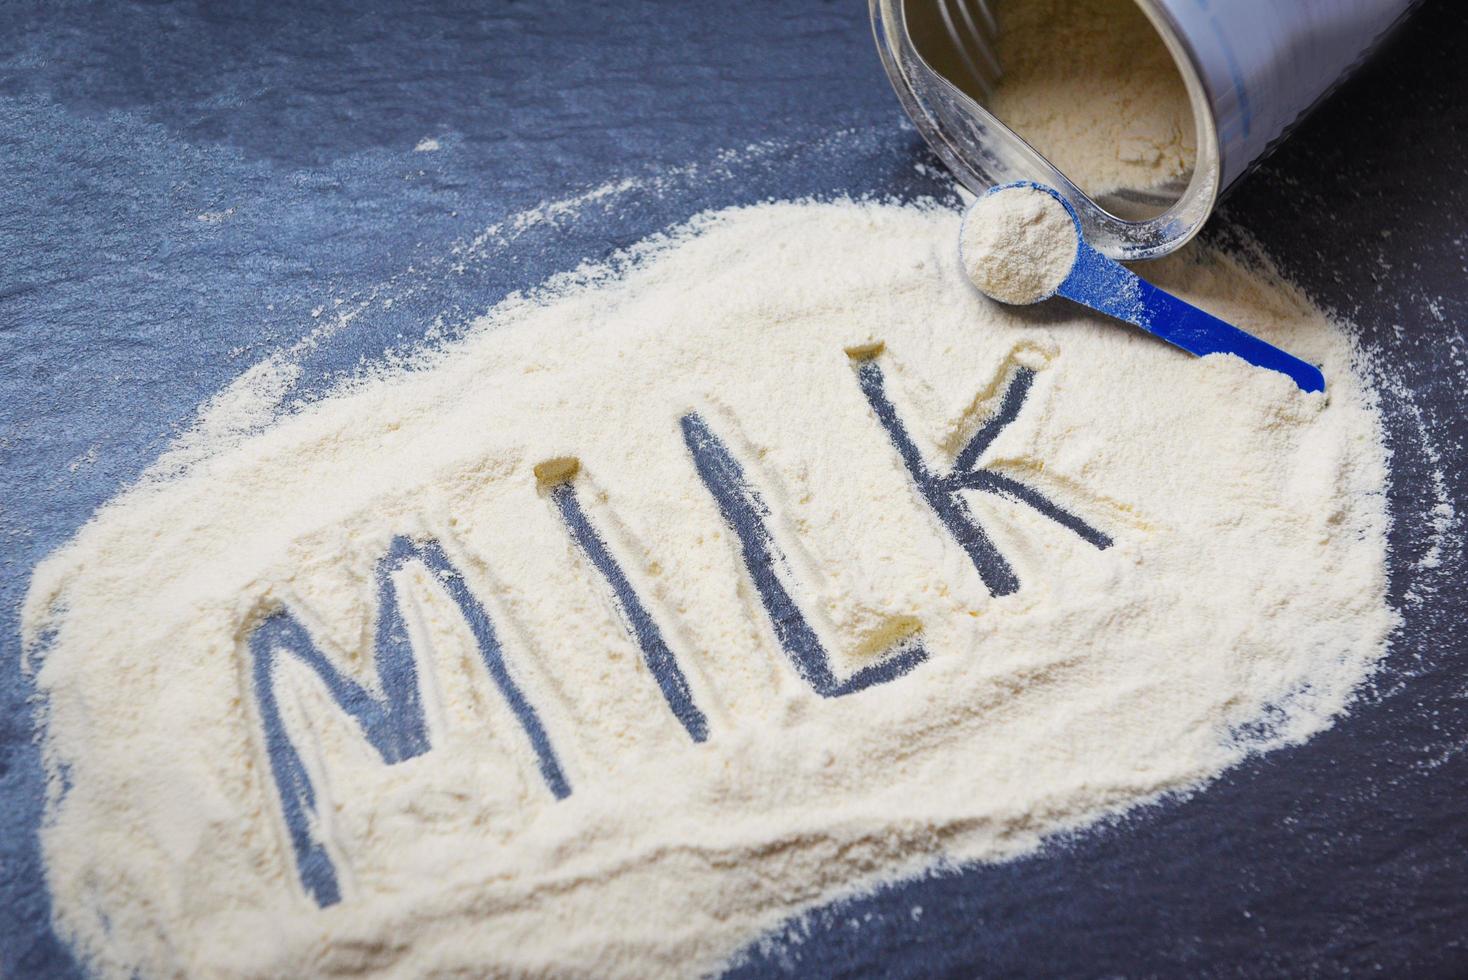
xmin=2 ymin=2 xmax=1465 ymax=976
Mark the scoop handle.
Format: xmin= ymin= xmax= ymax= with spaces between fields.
xmin=1056 ymin=242 xmax=1326 ymax=394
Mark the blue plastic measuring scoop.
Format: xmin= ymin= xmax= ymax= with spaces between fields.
xmin=960 ymin=182 xmax=1325 ymax=394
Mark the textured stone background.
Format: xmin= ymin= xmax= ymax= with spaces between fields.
xmin=2 ymin=1 xmax=1464 ymax=975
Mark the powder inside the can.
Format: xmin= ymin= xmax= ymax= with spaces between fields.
xmin=988 ymin=0 xmax=1198 ymax=197
xmin=24 ymin=196 xmax=1392 ymax=978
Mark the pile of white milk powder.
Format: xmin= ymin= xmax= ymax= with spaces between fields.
xmin=21 ymin=6 xmax=1394 ymax=979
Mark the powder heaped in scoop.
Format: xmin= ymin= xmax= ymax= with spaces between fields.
xmin=961 ymin=186 xmax=1078 ymax=303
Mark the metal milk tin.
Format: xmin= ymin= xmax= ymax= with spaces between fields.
xmin=872 ymin=0 xmax=1420 ymax=258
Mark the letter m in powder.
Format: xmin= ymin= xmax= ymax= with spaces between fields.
xmin=247 ymin=537 xmax=569 ymax=906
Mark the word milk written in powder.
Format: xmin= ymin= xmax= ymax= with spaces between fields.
xmin=25 ymin=198 xmax=1392 ymax=978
